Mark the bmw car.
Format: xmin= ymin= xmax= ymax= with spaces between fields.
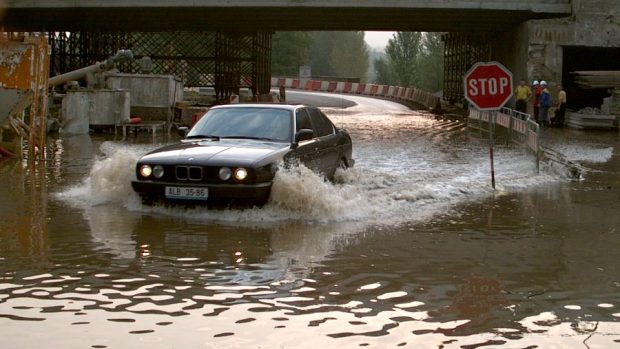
xmin=131 ymin=104 xmax=354 ymax=206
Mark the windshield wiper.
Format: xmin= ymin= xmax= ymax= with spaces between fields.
xmin=220 ymin=136 xmax=275 ymax=141
xmin=186 ymin=134 xmax=220 ymax=140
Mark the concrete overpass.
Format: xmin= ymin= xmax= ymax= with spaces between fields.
xmin=1 ymin=0 xmax=571 ymax=32
xmin=3 ymin=0 xmax=620 ymax=114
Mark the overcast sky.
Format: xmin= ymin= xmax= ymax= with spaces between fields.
xmin=364 ymin=31 xmax=395 ymax=50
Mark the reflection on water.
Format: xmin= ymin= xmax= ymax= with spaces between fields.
xmin=1 ymin=97 xmax=620 ymax=348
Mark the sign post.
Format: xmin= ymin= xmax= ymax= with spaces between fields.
xmin=463 ymin=61 xmax=513 ymax=189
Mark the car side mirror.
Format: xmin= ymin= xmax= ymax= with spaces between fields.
xmin=291 ymin=129 xmax=314 ymax=149
xmin=177 ymin=126 xmax=189 ymax=138
xmin=295 ymin=129 xmax=314 ymax=143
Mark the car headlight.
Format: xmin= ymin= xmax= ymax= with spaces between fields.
xmin=234 ymin=167 xmax=248 ymax=181
xmin=153 ymin=165 xmax=164 ymax=178
xmin=139 ymin=165 xmax=152 ymax=178
xmin=219 ymin=167 xmax=232 ymax=181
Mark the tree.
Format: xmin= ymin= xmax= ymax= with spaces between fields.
xmin=373 ymin=56 xmax=392 ymax=84
xmin=385 ymin=32 xmax=422 ymax=87
xmin=308 ymin=32 xmax=337 ymax=77
xmin=271 ymin=32 xmax=313 ymax=77
xmin=309 ymin=31 xmax=369 ymax=80
xmin=418 ymin=32 xmax=444 ymax=92
xmin=329 ymin=32 xmax=369 ymax=80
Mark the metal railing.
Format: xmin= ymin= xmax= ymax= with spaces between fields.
xmin=468 ymin=107 xmax=540 ymax=172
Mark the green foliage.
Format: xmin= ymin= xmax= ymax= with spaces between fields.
xmin=309 ymin=31 xmax=369 ymax=80
xmin=308 ymin=32 xmax=337 ymax=77
xmin=373 ymin=57 xmax=392 ymax=85
xmin=272 ymin=31 xmax=369 ymax=81
xmin=418 ymin=32 xmax=444 ymax=92
xmin=271 ymin=32 xmax=313 ymax=77
xmin=373 ymin=32 xmax=444 ymax=93
xmin=386 ymin=32 xmax=422 ymax=87
xmin=328 ymin=32 xmax=369 ymax=80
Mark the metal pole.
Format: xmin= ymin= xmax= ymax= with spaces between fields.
xmin=489 ymin=110 xmax=496 ymax=189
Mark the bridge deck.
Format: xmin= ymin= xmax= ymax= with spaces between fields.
xmin=1 ymin=0 xmax=572 ymax=32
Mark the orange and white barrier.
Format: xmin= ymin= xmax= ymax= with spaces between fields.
xmin=271 ymin=77 xmax=441 ymax=111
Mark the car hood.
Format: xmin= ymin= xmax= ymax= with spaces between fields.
xmin=139 ymin=139 xmax=291 ymax=167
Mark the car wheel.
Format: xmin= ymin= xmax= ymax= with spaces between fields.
xmin=328 ymin=158 xmax=348 ymax=182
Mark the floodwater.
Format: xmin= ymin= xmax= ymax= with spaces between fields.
xmin=1 ymin=92 xmax=619 ymax=348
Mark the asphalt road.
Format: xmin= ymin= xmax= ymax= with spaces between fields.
xmin=278 ymin=89 xmax=357 ymax=108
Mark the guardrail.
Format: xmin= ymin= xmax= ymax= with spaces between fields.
xmin=468 ymin=107 xmax=540 ymax=172
xmin=271 ymin=77 xmax=441 ymax=111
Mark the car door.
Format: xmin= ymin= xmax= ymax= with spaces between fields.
xmin=290 ymin=108 xmax=321 ymax=171
xmin=307 ymin=107 xmax=340 ymax=176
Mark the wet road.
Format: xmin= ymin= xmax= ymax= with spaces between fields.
xmin=1 ymin=92 xmax=620 ymax=348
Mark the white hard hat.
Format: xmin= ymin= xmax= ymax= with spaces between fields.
xmin=540 ymin=80 xmax=547 ymax=85
xmin=533 ymin=80 xmax=539 ymax=85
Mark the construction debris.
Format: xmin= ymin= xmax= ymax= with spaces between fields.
xmin=572 ymin=71 xmax=620 ymax=89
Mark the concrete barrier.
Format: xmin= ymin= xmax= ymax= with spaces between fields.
xmin=356 ymin=83 xmax=366 ymax=94
xmin=270 ymin=77 xmax=441 ymax=111
xmin=361 ymin=84 xmax=369 ymax=95
xmin=391 ymin=87 xmax=401 ymax=99
xmin=378 ymin=85 xmax=389 ymax=97
xmin=335 ymin=81 xmax=346 ymax=93
xmin=327 ymin=81 xmax=338 ymax=92
xmin=404 ymin=88 xmax=413 ymax=100
xmin=400 ymin=87 xmax=408 ymax=99
xmin=343 ymin=82 xmax=353 ymax=93
xmin=319 ymin=80 xmax=330 ymax=92
xmin=305 ymin=80 xmax=321 ymax=91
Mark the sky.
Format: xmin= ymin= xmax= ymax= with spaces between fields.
xmin=364 ymin=31 xmax=395 ymax=50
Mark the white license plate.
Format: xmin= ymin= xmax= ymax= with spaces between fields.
xmin=165 ymin=186 xmax=209 ymax=200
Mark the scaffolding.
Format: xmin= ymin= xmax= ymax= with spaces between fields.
xmin=443 ymin=33 xmax=491 ymax=105
xmin=0 ymin=33 xmax=50 ymax=160
xmin=48 ymin=31 xmax=272 ymax=100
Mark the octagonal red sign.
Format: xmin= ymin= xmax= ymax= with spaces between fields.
xmin=463 ymin=62 xmax=513 ymax=110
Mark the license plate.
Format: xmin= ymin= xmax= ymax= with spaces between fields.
xmin=165 ymin=186 xmax=209 ymax=200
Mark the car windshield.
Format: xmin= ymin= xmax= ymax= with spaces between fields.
xmin=188 ymin=107 xmax=292 ymax=142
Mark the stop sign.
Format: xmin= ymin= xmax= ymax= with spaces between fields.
xmin=464 ymin=62 xmax=513 ymax=110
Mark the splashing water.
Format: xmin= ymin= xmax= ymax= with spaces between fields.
xmin=54 ymin=99 xmax=611 ymax=227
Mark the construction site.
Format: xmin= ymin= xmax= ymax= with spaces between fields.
xmin=1 ymin=0 xmax=620 ymax=162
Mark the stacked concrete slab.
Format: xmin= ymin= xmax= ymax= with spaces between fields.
xmin=567 ymin=88 xmax=620 ymax=130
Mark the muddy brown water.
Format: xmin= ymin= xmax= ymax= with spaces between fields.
xmin=1 ymin=93 xmax=619 ymax=348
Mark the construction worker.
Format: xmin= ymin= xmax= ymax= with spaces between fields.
xmin=514 ymin=80 xmax=531 ymax=114
xmin=538 ymin=81 xmax=551 ymax=126
xmin=554 ymin=84 xmax=567 ymax=127
xmin=532 ymin=80 xmax=542 ymax=122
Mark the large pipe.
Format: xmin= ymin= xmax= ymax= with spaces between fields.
xmin=48 ymin=49 xmax=133 ymax=87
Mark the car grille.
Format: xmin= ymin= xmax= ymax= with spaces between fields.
xmin=175 ymin=166 xmax=203 ymax=181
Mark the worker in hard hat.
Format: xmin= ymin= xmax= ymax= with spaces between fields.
xmin=532 ymin=80 xmax=542 ymax=122
xmin=538 ymin=81 xmax=551 ymax=126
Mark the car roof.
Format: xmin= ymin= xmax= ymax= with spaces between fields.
xmin=209 ymin=103 xmax=306 ymax=112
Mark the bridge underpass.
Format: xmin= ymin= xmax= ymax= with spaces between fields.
xmin=1 ymin=0 xmax=573 ymax=100
xmin=1 ymin=1 xmax=571 ymax=32
xmin=2 ymin=0 xmax=620 ymax=127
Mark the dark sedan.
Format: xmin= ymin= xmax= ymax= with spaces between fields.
xmin=131 ymin=103 xmax=354 ymax=205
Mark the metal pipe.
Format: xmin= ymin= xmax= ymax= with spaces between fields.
xmin=48 ymin=49 xmax=133 ymax=87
